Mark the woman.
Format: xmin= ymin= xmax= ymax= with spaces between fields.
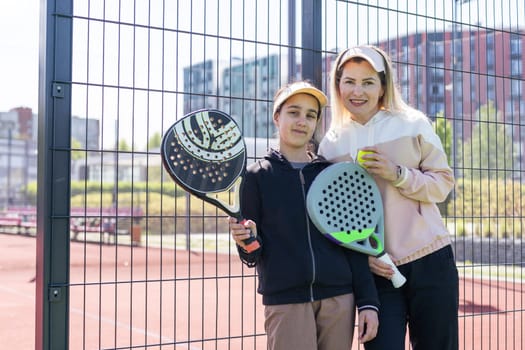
xmin=318 ymin=46 xmax=459 ymax=350
xmin=230 ymin=81 xmax=379 ymax=350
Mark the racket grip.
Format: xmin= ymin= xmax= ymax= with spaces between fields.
xmin=242 ymin=234 xmax=260 ymax=253
xmin=377 ymin=253 xmax=407 ymax=288
xmin=239 ymin=219 xmax=261 ymax=253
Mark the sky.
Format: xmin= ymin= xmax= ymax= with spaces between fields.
xmin=0 ymin=0 xmax=39 ymax=112
xmin=1 ymin=0 xmax=523 ymax=148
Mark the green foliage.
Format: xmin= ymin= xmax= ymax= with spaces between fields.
xmin=24 ymin=181 xmax=38 ymax=205
xmin=27 ymin=176 xmax=525 ymax=239
xmin=69 ymin=180 xmax=182 ymax=197
xmin=148 ymin=164 xmax=164 ymax=182
xmin=433 ymin=113 xmax=456 ymax=215
xmin=433 ymin=112 xmax=453 ymax=165
xmin=70 ymin=190 xmax=230 ymax=234
xmin=118 ymin=139 xmax=131 ymax=151
xmin=147 ymin=132 xmax=162 ymax=150
xmin=448 ymin=177 xmax=524 ymax=238
xmin=461 ymin=101 xmax=514 ymax=180
xmin=441 ymin=101 xmax=521 ymax=237
xmin=24 ymin=179 xmax=215 ymax=206
xmin=71 ymin=138 xmax=85 ymax=160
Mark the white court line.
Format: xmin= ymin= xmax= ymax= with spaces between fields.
xmin=0 ymin=285 xmax=34 ymax=299
xmin=0 ymin=284 xmax=199 ymax=350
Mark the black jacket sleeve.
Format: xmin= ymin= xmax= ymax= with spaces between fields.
xmin=235 ymin=164 xmax=263 ymax=267
xmin=345 ymin=249 xmax=380 ymax=312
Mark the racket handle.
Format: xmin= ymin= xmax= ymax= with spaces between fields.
xmin=239 ymin=219 xmax=261 ymax=253
xmin=242 ymin=234 xmax=260 ymax=253
xmin=377 ymin=253 xmax=407 ymax=288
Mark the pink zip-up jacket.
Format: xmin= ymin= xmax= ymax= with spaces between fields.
xmin=318 ymin=110 xmax=455 ymax=265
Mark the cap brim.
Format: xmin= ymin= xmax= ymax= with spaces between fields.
xmin=338 ymin=46 xmax=386 ymax=73
xmin=286 ymin=87 xmax=328 ymax=108
xmin=273 ymin=85 xmax=328 ymax=116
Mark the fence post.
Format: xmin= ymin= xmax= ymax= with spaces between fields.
xmin=35 ymin=0 xmax=73 ymax=349
xmin=301 ymin=0 xmax=323 ymax=88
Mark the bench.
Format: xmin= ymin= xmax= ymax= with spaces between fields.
xmin=3 ymin=206 xmax=141 ymax=244
xmin=0 ymin=216 xmax=21 ymax=234
xmin=0 ymin=207 xmax=37 ymax=236
xmin=0 ymin=215 xmax=36 ymax=235
xmin=70 ymin=218 xmax=130 ymax=244
xmin=19 ymin=218 xmax=37 ymax=235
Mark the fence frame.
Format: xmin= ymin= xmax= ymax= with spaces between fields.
xmin=36 ymin=0 xmax=74 ymax=349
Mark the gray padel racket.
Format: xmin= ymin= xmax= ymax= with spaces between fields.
xmin=306 ymin=162 xmax=406 ymax=288
xmin=161 ymin=109 xmax=260 ymax=253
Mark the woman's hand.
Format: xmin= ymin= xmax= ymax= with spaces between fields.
xmin=228 ymin=217 xmax=257 ymax=249
xmin=357 ymin=146 xmax=398 ymax=182
xmin=368 ymin=255 xmax=395 ymax=280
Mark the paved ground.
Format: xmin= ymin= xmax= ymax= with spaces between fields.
xmin=1 ymin=233 xmax=523 ymax=349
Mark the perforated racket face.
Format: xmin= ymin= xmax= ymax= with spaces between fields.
xmin=161 ymin=109 xmax=246 ymax=194
xmin=307 ymin=162 xmax=383 ymax=249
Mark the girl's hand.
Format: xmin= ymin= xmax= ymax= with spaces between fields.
xmin=358 ymin=309 xmax=379 ymax=343
xmin=228 ymin=217 xmax=257 ymax=248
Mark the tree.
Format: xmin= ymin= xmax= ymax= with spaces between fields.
xmin=71 ymin=138 xmax=84 ymax=160
xmin=147 ymin=132 xmax=162 ymax=150
xmin=118 ymin=139 xmax=131 ymax=151
xmin=433 ymin=112 xmax=453 ymax=166
xmin=150 ymin=132 xmax=164 ymax=182
xmin=462 ymin=101 xmax=514 ymax=180
xmin=433 ymin=112 xmax=456 ymax=215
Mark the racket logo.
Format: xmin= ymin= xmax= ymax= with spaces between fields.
xmin=174 ymin=110 xmax=244 ymax=162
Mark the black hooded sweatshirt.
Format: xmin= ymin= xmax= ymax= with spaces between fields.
xmin=236 ymin=149 xmax=379 ymax=312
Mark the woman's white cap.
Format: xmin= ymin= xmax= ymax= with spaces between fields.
xmin=273 ymin=82 xmax=328 ymax=116
xmin=337 ymin=46 xmax=386 ymax=73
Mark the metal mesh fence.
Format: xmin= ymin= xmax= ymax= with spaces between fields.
xmin=33 ymin=0 xmax=525 ymax=349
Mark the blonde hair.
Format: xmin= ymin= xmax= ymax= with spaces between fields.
xmin=328 ymin=45 xmax=414 ymax=130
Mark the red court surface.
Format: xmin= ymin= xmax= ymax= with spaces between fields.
xmin=1 ymin=233 xmax=523 ymax=350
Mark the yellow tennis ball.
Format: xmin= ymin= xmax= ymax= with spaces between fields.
xmin=357 ymin=150 xmax=375 ymax=167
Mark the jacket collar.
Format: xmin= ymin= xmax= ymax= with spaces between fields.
xmin=265 ymin=148 xmax=330 ymax=166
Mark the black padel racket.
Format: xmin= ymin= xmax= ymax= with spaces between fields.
xmin=306 ymin=162 xmax=406 ymax=288
xmin=161 ymin=109 xmax=260 ymax=253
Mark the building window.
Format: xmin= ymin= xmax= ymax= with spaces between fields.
xmin=470 ymin=41 xmax=476 ymax=71
xmin=486 ymin=32 xmax=494 ymax=47
xmin=511 ymin=79 xmax=521 ymax=99
xmin=510 ymin=36 xmax=522 ymax=56
xmin=486 ymin=49 xmax=495 ymax=72
xmin=487 ymin=80 xmax=495 ymax=101
xmin=430 ymin=67 xmax=444 ymax=81
xmin=428 ymin=41 xmax=444 ymax=64
xmin=429 ymin=102 xmax=443 ymax=116
xmin=511 ymin=59 xmax=522 ymax=77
